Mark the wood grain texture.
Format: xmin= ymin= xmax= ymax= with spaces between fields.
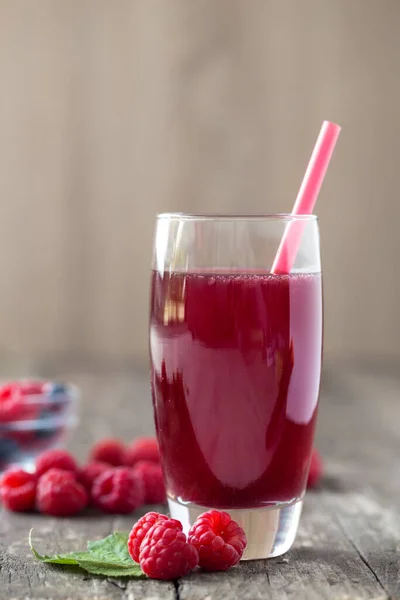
xmin=0 ymin=365 xmax=399 ymax=598
xmin=326 ymin=494 xmax=400 ymax=600
xmin=0 ymin=510 xmax=176 ymax=600
xmin=1 ymin=1 xmax=400 ymax=365
xmin=179 ymin=495 xmax=387 ymax=600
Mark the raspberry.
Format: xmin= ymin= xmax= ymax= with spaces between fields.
xmin=133 ymin=461 xmax=166 ymax=504
xmin=307 ymin=448 xmax=323 ymax=488
xmin=36 ymin=468 xmax=88 ymax=516
xmin=188 ymin=510 xmax=247 ymax=571
xmin=0 ymin=384 xmax=26 ymax=422
xmin=127 ymin=511 xmax=169 ymax=562
xmin=0 ymin=437 xmax=19 ymax=469
xmin=90 ymin=438 xmax=127 ymax=466
xmin=92 ymin=467 xmax=144 ymax=514
xmin=78 ymin=461 xmax=110 ymax=493
xmin=19 ymin=380 xmax=46 ymax=395
xmin=125 ymin=437 xmax=159 ymax=466
xmin=36 ymin=449 xmax=78 ymax=477
xmin=0 ymin=467 xmax=36 ymax=512
xmin=6 ymin=428 xmax=37 ymax=447
xmin=139 ymin=519 xmax=198 ymax=580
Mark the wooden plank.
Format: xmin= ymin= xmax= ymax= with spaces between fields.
xmin=178 ymin=494 xmax=387 ymax=600
xmin=0 ymin=367 xmax=399 ymax=598
xmin=0 ymin=509 xmax=176 ymax=600
xmin=326 ymin=493 xmax=400 ymax=600
xmin=0 ymin=510 xmax=120 ymax=600
xmin=317 ymin=368 xmax=400 ymax=504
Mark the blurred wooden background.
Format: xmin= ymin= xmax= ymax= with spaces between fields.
xmin=0 ymin=0 xmax=399 ymax=372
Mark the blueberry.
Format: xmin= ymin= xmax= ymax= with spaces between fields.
xmin=35 ymin=425 xmax=57 ymax=440
xmin=45 ymin=383 xmax=68 ymax=395
xmin=38 ymin=408 xmax=53 ymax=421
xmin=36 ymin=408 xmax=58 ymax=439
xmin=0 ymin=436 xmax=19 ymax=461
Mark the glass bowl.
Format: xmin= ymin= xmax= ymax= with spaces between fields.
xmin=0 ymin=380 xmax=79 ymax=471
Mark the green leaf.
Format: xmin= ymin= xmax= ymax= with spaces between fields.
xmin=29 ymin=529 xmax=145 ymax=578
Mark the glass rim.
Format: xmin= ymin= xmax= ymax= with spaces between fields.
xmin=156 ymin=212 xmax=318 ymax=222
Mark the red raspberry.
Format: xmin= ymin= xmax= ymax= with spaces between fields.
xmin=92 ymin=467 xmax=144 ymax=514
xmin=78 ymin=461 xmax=110 ymax=493
xmin=36 ymin=468 xmax=88 ymax=516
xmin=36 ymin=449 xmax=78 ymax=477
xmin=127 ymin=511 xmax=169 ymax=562
xmin=19 ymin=380 xmax=45 ymax=395
xmin=139 ymin=519 xmax=198 ymax=580
xmin=132 ymin=461 xmax=166 ymax=504
xmin=90 ymin=438 xmax=127 ymax=466
xmin=307 ymin=448 xmax=323 ymax=488
xmin=125 ymin=437 xmax=159 ymax=466
xmin=5 ymin=428 xmax=37 ymax=447
xmin=0 ymin=384 xmax=27 ymax=422
xmin=0 ymin=381 xmax=43 ymax=423
xmin=188 ymin=510 xmax=247 ymax=571
xmin=0 ymin=467 xmax=36 ymax=512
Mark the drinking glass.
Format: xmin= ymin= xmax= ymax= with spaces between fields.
xmin=149 ymin=213 xmax=322 ymax=559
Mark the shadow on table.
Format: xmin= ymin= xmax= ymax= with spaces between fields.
xmin=307 ymin=473 xmax=360 ymax=495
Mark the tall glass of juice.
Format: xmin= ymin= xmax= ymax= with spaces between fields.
xmin=150 ymin=213 xmax=322 ymax=559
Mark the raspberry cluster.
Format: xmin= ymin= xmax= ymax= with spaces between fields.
xmin=127 ymin=509 xmax=248 ymax=580
xmin=0 ymin=436 xmax=166 ymax=516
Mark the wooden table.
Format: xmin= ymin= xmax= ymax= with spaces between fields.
xmin=1 ymin=363 xmax=399 ymax=600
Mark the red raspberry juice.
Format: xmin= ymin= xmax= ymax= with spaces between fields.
xmin=150 ymin=270 xmax=322 ymax=509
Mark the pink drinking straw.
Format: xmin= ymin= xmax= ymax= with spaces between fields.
xmin=271 ymin=120 xmax=341 ymax=274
